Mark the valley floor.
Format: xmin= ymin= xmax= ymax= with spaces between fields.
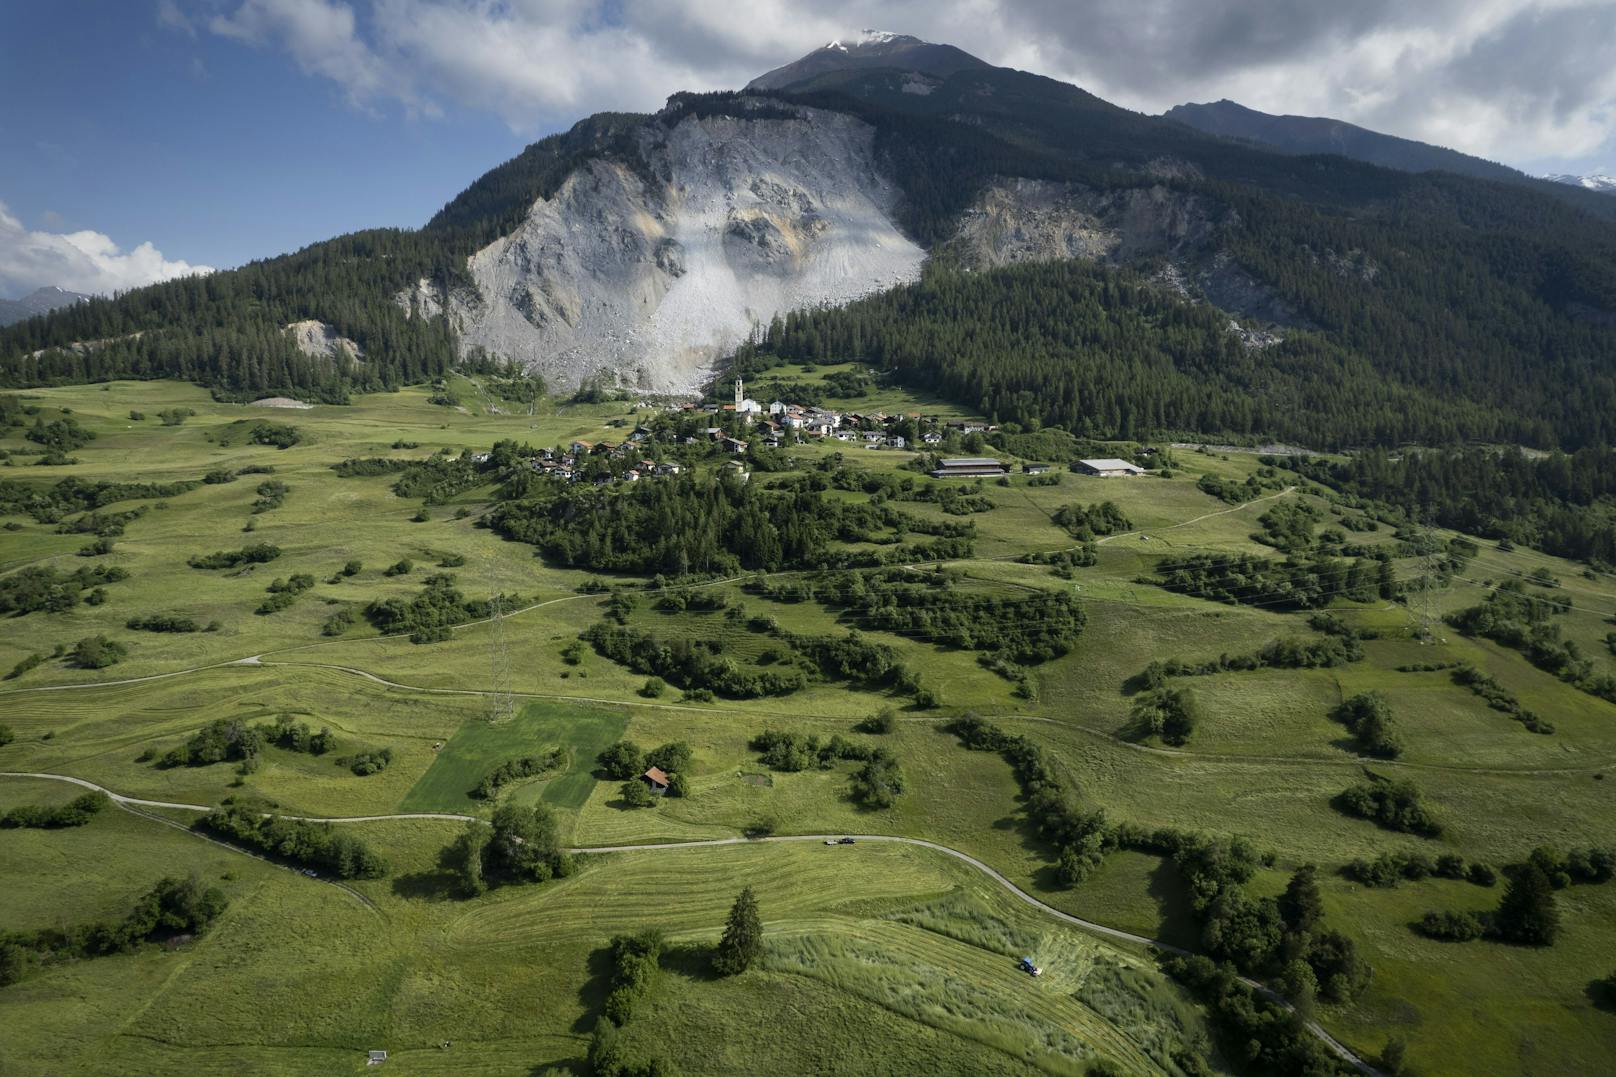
xmin=3 ymin=377 xmax=1615 ymax=1075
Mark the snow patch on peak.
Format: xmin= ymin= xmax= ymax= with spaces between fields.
xmin=824 ymin=29 xmax=910 ymax=51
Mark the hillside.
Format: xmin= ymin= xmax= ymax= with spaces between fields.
xmin=2 ymin=37 xmax=1616 ymax=447
xmin=1162 ymin=99 xmax=1527 ymax=182
xmin=3 ymin=377 xmax=1616 ymax=1075
xmin=0 ymin=285 xmax=90 ymax=327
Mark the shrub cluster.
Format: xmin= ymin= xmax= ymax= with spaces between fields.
xmin=0 ymin=876 xmax=227 ymax=986
xmin=1130 ymin=687 xmax=1200 ymax=746
xmin=442 ymin=803 xmax=570 ymax=896
xmin=365 ymin=574 xmax=504 ymax=644
xmin=1330 ymin=692 xmax=1403 ymax=757
xmin=199 ymin=805 xmax=387 ymax=878
xmin=256 ymin=573 xmax=314 ymax=614
xmin=250 ymin=479 xmax=289 ymax=513
xmin=1052 ymin=500 xmax=1132 ymax=538
xmin=1 ymin=791 xmax=109 ymax=829
xmin=472 ymin=749 xmax=563 ymax=799
xmin=126 ymin=613 xmax=205 ymax=633
xmin=0 ymin=564 xmax=128 ymax=615
xmin=1333 ymin=779 xmax=1441 ymax=836
xmin=188 ymin=542 xmax=281 ymax=569
xmin=335 ymin=748 xmax=393 ymax=776
xmin=1153 ymin=552 xmax=1393 ymax=610
xmin=1451 ymin=663 xmax=1552 ymax=734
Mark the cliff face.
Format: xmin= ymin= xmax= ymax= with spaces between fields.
xmin=412 ymin=106 xmax=925 ymax=394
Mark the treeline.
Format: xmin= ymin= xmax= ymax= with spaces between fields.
xmin=157 ymin=715 xmax=334 ymax=771
xmin=188 ymin=542 xmax=281 ymax=570
xmin=1 ymin=876 xmax=228 ymax=986
xmin=441 ymin=804 xmax=571 ymax=896
xmin=491 ymin=475 xmax=973 ymax=576
xmin=1446 ymin=582 xmax=1616 ymax=706
xmin=749 ymin=728 xmax=905 ymax=808
xmin=0 ymin=564 xmax=128 ymax=615
xmin=1 ymin=791 xmax=109 ymax=829
xmin=1418 ymin=848 xmax=1612 ymax=947
xmin=1333 ymin=779 xmax=1441 ymax=836
xmin=946 ymin=714 xmax=1371 ymax=1009
xmin=749 ymin=567 xmax=1084 ymax=666
xmin=472 ymin=749 xmax=564 ymax=799
xmin=1151 ymin=552 xmax=1394 ymax=610
xmin=364 ymin=574 xmax=509 ymax=643
xmin=0 ymin=228 xmax=462 ymax=402
xmin=0 ymin=475 xmax=199 ymax=523
xmin=583 ymin=622 xmax=806 ymax=698
xmin=198 ymin=805 xmax=387 ymax=879
xmin=733 ymin=259 xmax=1535 ymax=451
xmin=1276 ymin=447 xmax=1616 ymax=566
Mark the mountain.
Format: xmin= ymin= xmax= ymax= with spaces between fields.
xmin=745 ymin=30 xmax=989 ymax=92
xmin=0 ymin=285 xmax=91 ymax=327
xmin=1545 ymin=171 xmax=1616 ymax=195
xmin=5 ymin=35 xmax=1616 ymax=449
xmin=1162 ymin=99 xmax=1527 ymax=182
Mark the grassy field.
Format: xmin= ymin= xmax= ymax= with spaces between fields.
xmin=5 ymin=379 xmax=1616 ymax=1074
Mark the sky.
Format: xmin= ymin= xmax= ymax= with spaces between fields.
xmin=2 ymin=0 xmax=1615 ymax=299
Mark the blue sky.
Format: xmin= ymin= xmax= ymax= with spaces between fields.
xmin=0 ymin=1 xmax=530 ymax=292
xmin=2 ymin=1 xmax=1613 ymax=299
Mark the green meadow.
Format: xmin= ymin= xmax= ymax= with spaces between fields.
xmin=3 ymin=378 xmax=1616 ymax=1075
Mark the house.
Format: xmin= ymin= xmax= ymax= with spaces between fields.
xmin=887 ymin=435 xmax=907 ymax=449
xmin=569 ymin=439 xmax=593 ymax=454
xmin=642 ymin=767 xmax=670 ymax=795
xmin=656 ymin=462 xmax=682 ymax=476
xmin=930 ymin=457 xmax=1008 ymax=478
xmin=768 ymin=400 xmax=789 ymax=415
xmin=921 ymin=431 xmax=944 ymax=445
xmin=1022 ymin=463 xmax=1052 ymax=475
xmin=367 ymin=1051 xmax=388 ymax=1066
xmin=720 ymin=436 xmax=748 ymax=454
xmin=862 ymin=431 xmax=884 ymax=444
xmin=723 ymin=459 xmax=751 ymax=482
xmin=624 ymin=469 xmax=641 ymax=482
xmin=1075 ymin=458 xmax=1146 ymax=477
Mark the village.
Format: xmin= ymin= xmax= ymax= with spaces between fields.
xmin=515 ymin=378 xmax=1152 ymax=486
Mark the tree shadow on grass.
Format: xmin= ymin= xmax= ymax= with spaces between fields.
xmin=390 ymin=870 xmax=461 ymax=901
xmin=659 ymin=941 xmax=721 ymax=983
xmin=1145 ymin=856 xmax=1201 ymax=951
xmin=1586 ymin=978 xmax=1616 ymax=1013
xmin=570 ymin=944 xmax=615 ymax=1034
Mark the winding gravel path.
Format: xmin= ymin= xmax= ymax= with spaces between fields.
xmin=2 ymin=771 xmax=1377 ymax=1074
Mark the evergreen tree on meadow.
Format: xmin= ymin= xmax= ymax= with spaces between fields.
xmin=713 ymin=886 xmax=763 ymax=975
xmin=1495 ymin=863 xmax=1560 ymax=946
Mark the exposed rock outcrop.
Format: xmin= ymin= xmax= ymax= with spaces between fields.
xmin=412 ymin=106 xmax=924 ymax=394
xmin=284 ymin=320 xmax=363 ymax=362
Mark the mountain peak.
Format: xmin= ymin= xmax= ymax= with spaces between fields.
xmin=1544 ymin=171 xmax=1616 ymax=194
xmin=825 ymin=30 xmax=914 ymax=51
xmin=0 ymin=284 xmax=92 ymax=327
xmin=746 ymin=31 xmax=990 ymax=92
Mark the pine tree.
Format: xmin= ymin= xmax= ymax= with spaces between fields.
xmin=713 ymin=886 xmax=763 ymax=975
xmin=1278 ymin=864 xmax=1324 ymax=935
xmin=1495 ymin=863 xmax=1559 ymax=945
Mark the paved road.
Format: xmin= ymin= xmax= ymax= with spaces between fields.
xmin=2 ymin=771 xmax=1378 ymax=1074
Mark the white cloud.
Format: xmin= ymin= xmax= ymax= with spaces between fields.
xmin=0 ymin=202 xmax=213 ymax=299
xmin=190 ymin=0 xmax=1616 ymax=168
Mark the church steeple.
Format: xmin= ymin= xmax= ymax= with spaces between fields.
xmin=735 ymin=377 xmax=744 ymax=411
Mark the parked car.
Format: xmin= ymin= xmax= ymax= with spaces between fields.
xmin=838 ymin=837 xmax=856 ymax=845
